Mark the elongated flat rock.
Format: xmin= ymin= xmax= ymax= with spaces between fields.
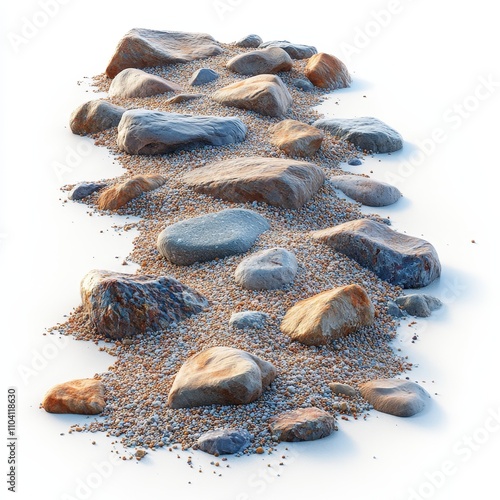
xmin=226 ymin=47 xmax=293 ymax=75
xmin=258 ymin=40 xmax=317 ymax=59
xmin=269 ymin=119 xmax=324 ymax=157
xmin=108 ymin=68 xmax=182 ymax=98
xmin=42 ymin=379 xmax=105 ymax=415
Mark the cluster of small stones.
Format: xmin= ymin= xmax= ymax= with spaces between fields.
xmin=56 ymin=40 xmax=413 ymax=454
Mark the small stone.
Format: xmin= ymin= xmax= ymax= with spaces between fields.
xmin=189 ymin=68 xmax=219 ymax=86
xmin=229 ymin=311 xmax=269 ymax=330
xmin=235 ymin=34 xmax=263 ymax=48
xmin=387 ymin=300 xmax=404 ymax=318
xmin=135 ymin=449 xmax=147 ymax=460
xmin=395 ymin=294 xmax=443 ymax=317
xmin=348 ymin=158 xmax=363 ymax=166
xmin=108 ymin=68 xmax=182 ymax=98
xmin=328 ymin=382 xmax=357 ymax=398
xmin=68 ymin=182 xmax=106 ymax=201
xmin=226 ymin=47 xmax=293 ymax=76
xmin=255 ymin=447 xmax=265 ymax=454
xmin=269 ymin=119 xmax=324 ymax=157
xmin=197 ymin=429 xmax=252 ymax=455
xmin=42 ymin=379 xmax=105 ymax=415
xmin=258 ymin=40 xmax=317 ymax=60
xmin=293 ymin=78 xmax=314 ymax=92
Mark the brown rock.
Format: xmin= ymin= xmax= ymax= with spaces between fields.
xmin=42 ymin=379 xmax=105 ymax=415
xmin=328 ymin=382 xmax=357 ymax=398
xmin=165 ymin=93 xmax=203 ymax=104
xmin=69 ymin=99 xmax=125 ymax=136
xmin=269 ymin=119 xmax=324 ymax=157
xmin=226 ymin=47 xmax=293 ymax=75
xmin=304 ymin=52 xmax=351 ymax=89
xmin=108 ymin=68 xmax=182 ymax=98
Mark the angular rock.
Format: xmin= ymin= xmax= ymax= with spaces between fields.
xmin=69 ymin=99 xmax=125 ymax=135
xmin=269 ymin=407 xmax=336 ymax=442
xmin=68 ymin=182 xmax=106 ymax=201
xmin=235 ymin=34 xmax=262 ymax=48
xmin=226 ymin=47 xmax=293 ymax=76
xmin=269 ymin=119 xmax=324 ymax=157
xmin=304 ymin=53 xmax=351 ymax=89
xmin=189 ymin=68 xmax=219 ymax=86
xmin=359 ymin=379 xmax=430 ymax=417
xmin=106 ymin=29 xmax=223 ymax=78
xmin=165 ymin=93 xmax=203 ymax=105
xmin=387 ymin=299 xmax=404 ymax=318
xmin=97 ymin=174 xmax=165 ymax=210
xmin=212 ymin=74 xmax=292 ymax=117
xmin=108 ymin=68 xmax=182 ymax=98
xmin=117 ymin=109 xmax=247 ymax=155
xmin=235 ymin=248 xmax=298 ymax=290
xmin=80 ymin=270 xmax=208 ymax=339
xmin=258 ymin=40 xmax=317 ymax=59
xmin=331 ymin=174 xmax=402 ymax=207
xmin=293 ymin=78 xmax=314 ymax=92
xmin=229 ymin=311 xmax=269 ymax=330
xmin=184 ymin=157 xmax=325 ymax=209
xmin=280 ymin=284 xmax=375 ymax=346
xmin=314 ymin=117 xmax=403 ymax=154
xmin=197 ymin=428 xmax=252 ymax=455
xmin=395 ymin=294 xmax=443 ymax=317
xmin=168 ymin=346 xmax=277 ymax=408
xmin=42 ymin=379 xmax=105 ymax=415
xmin=312 ymin=219 xmax=441 ymax=288
xmin=157 ymin=208 xmax=269 ymax=266
xmin=348 ymin=158 xmax=363 ymax=166
xmin=328 ymin=382 xmax=357 ymax=398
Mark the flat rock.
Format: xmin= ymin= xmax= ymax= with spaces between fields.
xmin=165 ymin=93 xmax=203 ymax=105
xmin=258 ymin=40 xmax=317 ymax=59
xmin=42 ymin=379 xmax=105 ymax=415
xmin=157 ymin=208 xmax=269 ymax=266
xmin=108 ymin=68 xmax=182 ymax=98
xmin=235 ymin=248 xmax=298 ymax=290
xmin=280 ymin=284 xmax=375 ymax=346
xmin=106 ymin=29 xmax=223 ymax=78
xmin=69 ymin=99 xmax=125 ymax=135
xmin=269 ymin=407 xmax=336 ymax=442
xmin=395 ymin=294 xmax=443 ymax=317
xmin=359 ymin=379 xmax=430 ymax=417
xmin=197 ymin=428 xmax=252 ymax=455
xmin=269 ymin=119 xmax=324 ymax=157
xmin=312 ymin=219 xmax=441 ymax=288
xmin=328 ymin=382 xmax=357 ymax=398
xmin=168 ymin=346 xmax=277 ymax=408
xmin=189 ymin=68 xmax=219 ymax=86
xmin=80 ymin=270 xmax=208 ymax=339
xmin=68 ymin=182 xmax=106 ymax=201
xmin=184 ymin=156 xmax=325 ymax=209
xmin=314 ymin=117 xmax=403 ymax=153
xmin=117 ymin=109 xmax=247 ymax=155
xmin=331 ymin=174 xmax=402 ymax=207
xmin=212 ymin=74 xmax=292 ymax=117
xmin=226 ymin=47 xmax=293 ymax=75
xmin=229 ymin=311 xmax=269 ymax=330
xmin=304 ymin=53 xmax=351 ymax=89
xmin=293 ymin=78 xmax=315 ymax=91
xmin=235 ymin=34 xmax=262 ymax=48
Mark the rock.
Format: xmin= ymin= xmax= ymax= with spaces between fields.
xmin=359 ymin=379 xmax=430 ymax=417
xmin=226 ymin=47 xmax=293 ymax=75
xmin=189 ymin=68 xmax=219 ymax=86
xmin=312 ymin=219 xmax=442 ymax=288
xmin=293 ymin=78 xmax=314 ymax=91
xmin=235 ymin=248 xmax=298 ymax=290
xmin=395 ymin=294 xmax=443 ymax=317
xmin=42 ymin=379 xmax=105 ymax=415
xmin=328 ymin=382 xmax=357 ymax=398
xmin=197 ymin=428 xmax=252 ymax=455
xmin=68 ymin=182 xmax=106 ymax=201
xmin=387 ymin=300 xmax=404 ymax=318
xmin=167 ymin=346 xmax=276 ymax=408
xmin=258 ymin=40 xmax=317 ymax=59
xmin=184 ymin=157 xmax=325 ymax=209
xmin=348 ymin=158 xmax=363 ymax=166
xmin=269 ymin=119 xmax=324 ymax=157
xmin=304 ymin=53 xmax=351 ymax=89
xmin=106 ymin=29 xmax=223 ymax=78
xmin=229 ymin=311 xmax=269 ymax=330
xmin=108 ymin=68 xmax=182 ymax=98
xmin=280 ymin=284 xmax=375 ymax=346
xmin=212 ymin=74 xmax=292 ymax=117
xmin=80 ymin=270 xmax=208 ymax=339
xmin=97 ymin=174 xmax=165 ymax=210
xmin=314 ymin=117 xmax=403 ymax=154
xmin=116 ymin=109 xmax=247 ymax=155
xmin=69 ymin=99 xmax=125 ymax=135
xmin=269 ymin=407 xmax=336 ymax=442
xmin=235 ymin=34 xmax=262 ymax=48
xmin=165 ymin=93 xmax=203 ymax=104
xmin=157 ymin=208 xmax=269 ymax=266
xmin=331 ymin=174 xmax=402 ymax=207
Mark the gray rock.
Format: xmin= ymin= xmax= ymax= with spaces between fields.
xmin=314 ymin=117 xmax=403 ymax=153
xmin=293 ymin=78 xmax=314 ymax=91
xmin=258 ymin=40 xmax=317 ymax=59
xmin=197 ymin=428 xmax=252 ymax=455
xmin=68 ymin=182 xmax=106 ymax=201
xmin=395 ymin=294 xmax=443 ymax=317
xmin=157 ymin=208 xmax=270 ymax=266
xmin=226 ymin=47 xmax=293 ymax=76
xmin=116 ymin=109 xmax=247 ymax=155
xmin=387 ymin=300 xmax=404 ymax=318
xmin=235 ymin=34 xmax=263 ymax=48
xmin=69 ymin=100 xmax=125 ymax=136
xmin=108 ymin=68 xmax=182 ymax=98
xmin=348 ymin=158 xmax=363 ymax=166
xmin=229 ymin=311 xmax=269 ymax=330
xmin=189 ymin=68 xmax=219 ymax=86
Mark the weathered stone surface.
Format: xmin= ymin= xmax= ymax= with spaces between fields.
xmin=165 ymin=93 xmax=203 ymax=105
xmin=108 ymin=68 xmax=182 ymax=98
xmin=42 ymin=379 xmax=105 ymax=415
xmin=280 ymin=284 xmax=375 ymax=346
xmin=304 ymin=53 xmax=351 ymax=89
xmin=235 ymin=248 xmax=298 ymax=290
xmin=80 ymin=270 xmax=208 ymax=339
xmin=328 ymin=382 xmax=357 ymax=398
xmin=184 ymin=157 xmax=325 ymax=209
xmin=395 ymin=294 xmax=443 ymax=317
xmin=359 ymin=379 xmax=430 ymax=417
xmin=68 ymin=182 xmax=106 ymax=201
xmin=212 ymin=74 xmax=292 ymax=117
xmin=331 ymin=174 xmax=402 ymax=207
xmin=168 ymin=346 xmax=277 ymax=408
xmin=235 ymin=34 xmax=262 ymax=48
xmin=269 ymin=407 xmax=336 ymax=442
xmin=97 ymin=174 xmax=165 ymax=210
xmin=312 ymin=219 xmax=441 ymax=288
xmin=189 ymin=68 xmax=219 ymax=86
xmin=226 ymin=47 xmax=293 ymax=75
xmin=157 ymin=208 xmax=269 ymax=266
xmin=70 ymin=99 xmax=125 ymax=135
xmin=197 ymin=428 xmax=252 ymax=455
xmin=387 ymin=300 xmax=404 ymax=318
xmin=314 ymin=117 xmax=403 ymax=154
xmin=106 ymin=29 xmax=223 ymax=78
xmin=258 ymin=40 xmax=317 ymax=59
xmin=348 ymin=158 xmax=363 ymax=166
xmin=293 ymin=78 xmax=314 ymax=91
xmin=269 ymin=119 xmax=324 ymax=157
xmin=117 ymin=109 xmax=247 ymax=155
xmin=229 ymin=311 xmax=269 ymax=330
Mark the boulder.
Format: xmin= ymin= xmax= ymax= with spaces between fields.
xmin=258 ymin=40 xmax=317 ymax=59
xmin=80 ymin=270 xmax=208 ymax=339
xmin=312 ymin=219 xmax=442 ymax=288
xmin=269 ymin=119 xmax=324 ymax=157
xmin=229 ymin=311 xmax=269 ymax=330
xmin=42 ymin=379 xmax=105 ymax=415
xmin=106 ymin=29 xmax=223 ymax=78
xmin=269 ymin=407 xmax=336 ymax=442
xmin=108 ymin=68 xmax=182 ymax=98
xmin=328 ymin=382 xmax=357 ymax=398
xmin=69 ymin=99 xmax=125 ymax=135
xmin=293 ymin=78 xmax=315 ymax=91
xmin=197 ymin=428 xmax=252 ymax=455
xmin=314 ymin=117 xmax=403 ymax=154
xmin=359 ymin=378 xmax=430 ymax=417
xmin=165 ymin=93 xmax=203 ymax=104
xmin=235 ymin=248 xmax=298 ymax=290
xmin=226 ymin=47 xmax=293 ymax=75
xmin=189 ymin=68 xmax=219 ymax=86
xmin=235 ymin=34 xmax=263 ymax=48
xmin=280 ymin=284 xmax=375 ymax=346
xmin=212 ymin=74 xmax=292 ymax=117
xmin=157 ymin=208 xmax=269 ymax=266
xmin=183 ymin=157 xmax=325 ymax=209
xmin=167 ymin=346 xmax=277 ymax=408
xmin=68 ymin=182 xmax=106 ymax=201
xmin=395 ymin=294 xmax=443 ymax=317
xmin=304 ymin=53 xmax=351 ymax=89
xmin=116 ymin=109 xmax=247 ymax=155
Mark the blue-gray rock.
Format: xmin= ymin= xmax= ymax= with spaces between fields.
xmin=348 ymin=158 xmax=362 ymax=166
xmin=229 ymin=311 xmax=269 ymax=330
xmin=117 ymin=109 xmax=247 ymax=155
xmin=189 ymin=68 xmax=219 ymax=86
xmin=157 ymin=209 xmax=270 ymax=266
xmin=313 ymin=117 xmax=403 ymax=153
xmin=235 ymin=34 xmax=262 ymax=48
xmin=293 ymin=78 xmax=314 ymax=91
xmin=68 ymin=182 xmax=106 ymax=201
xmin=258 ymin=40 xmax=318 ymax=59
xmin=395 ymin=294 xmax=442 ymax=317
xmin=387 ymin=300 xmax=404 ymax=318
xmin=70 ymin=100 xmax=126 ymax=136
xmin=197 ymin=428 xmax=252 ymax=455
